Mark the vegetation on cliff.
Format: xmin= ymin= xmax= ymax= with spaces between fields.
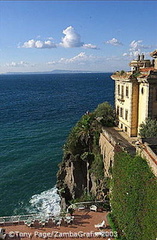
xmin=57 ymin=102 xmax=115 ymax=203
xmin=110 ymin=152 xmax=157 ymax=240
xmin=63 ymin=101 xmax=115 ymax=157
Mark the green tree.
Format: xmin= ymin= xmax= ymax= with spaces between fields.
xmin=76 ymin=114 xmax=95 ymax=194
xmin=139 ymin=118 xmax=157 ymax=138
xmin=94 ymin=102 xmax=115 ymax=127
xmin=76 ymin=114 xmax=94 ymax=151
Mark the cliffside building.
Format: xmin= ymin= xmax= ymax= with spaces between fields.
xmin=111 ymin=50 xmax=157 ymax=137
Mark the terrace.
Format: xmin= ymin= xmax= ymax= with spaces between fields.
xmin=0 ymin=207 xmax=115 ymax=240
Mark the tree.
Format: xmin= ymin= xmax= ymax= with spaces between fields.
xmin=76 ymin=114 xmax=95 ymax=194
xmin=94 ymin=102 xmax=115 ymax=127
xmin=139 ymin=118 xmax=157 ymax=138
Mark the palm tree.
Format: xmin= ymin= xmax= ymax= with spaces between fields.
xmin=76 ymin=114 xmax=94 ymax=194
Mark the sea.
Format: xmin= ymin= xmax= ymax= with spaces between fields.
xmin=0 ymin=73 xmax=114 ymax=217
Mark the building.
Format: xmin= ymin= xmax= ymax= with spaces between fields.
xmin=111 ymin=50 xmax=157 ymax=137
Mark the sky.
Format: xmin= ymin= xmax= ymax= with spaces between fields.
xmin=0 ymin=0 xmax=157 ymax=73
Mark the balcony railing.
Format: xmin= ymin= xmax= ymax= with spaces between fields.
xmin=117 ymin=94 xmax=125 ymax=102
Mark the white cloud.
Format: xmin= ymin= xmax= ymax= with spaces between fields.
xmin=22 ymin=39 xmax=56 ymax=49
xmin=60 ymin=26 xmax=84 ymax=48
xmin=5 ymin=61 xmax=29 ymax=67
xmin=47 ymin=52 xmax=99 ymax=65
xmin=47 ymin=61 xmax=56 ymax=65
xmin=47 ymin=37 xmax=53 ymax=40
xmin=129 ymin=40 xmax=151 ymax=51
xmin=82 ymin=44 xmax=98 ymax=49
xmin=65 ymin=52 xmax=89 ymax=63
xmin=122 ymin=53 xmax=128 ymax=57
xmin=105 ymin=38 xmax=123 ymax=46
xmin=20 ymin=26 xmax=98 ymax=50
xmin=123 ymin=40 xmax=152 ymax=57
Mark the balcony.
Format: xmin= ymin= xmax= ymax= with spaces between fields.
xmin=117 ymin=94 xmax=125 ymax=102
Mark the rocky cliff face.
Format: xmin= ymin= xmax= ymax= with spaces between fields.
xmin=57 ymin=152 xmax=108 ymax=209
xmin=57 ymin=154 xmax=87 ymax=209
xmin=56 ymin=103 xmax=115 ymax=209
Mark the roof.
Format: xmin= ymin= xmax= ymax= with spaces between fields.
xmin=111 ymin=71 xmax=132 ymax=81
xmin=150 ymin=49 xmax=157 ymax=58
xmin=139 ymin=67 xmax=155 ymax=72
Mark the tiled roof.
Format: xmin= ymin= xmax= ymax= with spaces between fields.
xmin=139 ymin=67 xmax=155 ymax=72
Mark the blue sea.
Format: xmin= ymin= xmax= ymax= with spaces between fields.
xmin=0 ymin=73 xmax=114 ymax=217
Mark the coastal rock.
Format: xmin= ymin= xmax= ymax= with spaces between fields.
xmin=57 ymin=154 xmax=87 ymax=208
xmin=57 ymin=152 xmax=108 ymax=209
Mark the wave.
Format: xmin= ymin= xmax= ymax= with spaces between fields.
xmin=26 ymin=186 xmax=61 ymax=217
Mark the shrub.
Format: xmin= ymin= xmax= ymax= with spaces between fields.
xmin=139 ymin=118 xmax=157 ymax=138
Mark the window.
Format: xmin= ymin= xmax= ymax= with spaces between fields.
xmin=155 ymin=88 xmax=157 ymax=101
xmin=126 ymin=86 xmax=129 ymax=97
xmin=125 ymin=110 xmax=128 ymax=121
xmin=120 ymin=108 xmax=123 ymax=118
xmin=125 ymin=127 xmax=127 ymax=132
xmin=118 ymin=85 xmax=120 ymax=95
xmin=117 ymin=106 xmax=119 ymax=115
xmin=141 ymin=87 xmax=144 ymax=94
xmin=121 ymin=85 xmax=124 ymax=98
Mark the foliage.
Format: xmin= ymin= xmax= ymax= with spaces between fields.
xmin=63 ymin=113 xmax=95 ymax=156
xmin=120 ymin=70 xmax=126 ymax=75
xmin=79 ymin=191 xmax=95 ymax=202
xmin=64 ymin=101 xmax=115 ymax=156
xmin=90 ymin=153 xmax=104 ymax=180
xmin=111 ymin=152 xmax=157 ymax=240
xmin=139 ymin=117 xmax=157 ymax=138
xmin=107 ymin=213 xmax=125 ymax=240
xmin=69 ymin=191 xmax=95 ymax=204
xmin=94 ymin=102 xmax=115 ymax=127
xmin=132 ymin=72 xmax=141 ymax=78
xmin=113 ymin=70 xmax=127 ymax=77
xmin=80 ymin=152 xmax=94 ymax=162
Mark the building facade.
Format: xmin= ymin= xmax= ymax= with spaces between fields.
xmin=111 ymin=50 xmax=157 ymax=137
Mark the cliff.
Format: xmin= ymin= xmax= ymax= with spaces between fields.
xmin=56 ymin=102 xmax=115 ymax=209
xmin=56 ymin=101 xmax=157 ymax=239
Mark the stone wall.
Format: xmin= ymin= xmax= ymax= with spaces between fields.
xmin=99 ymin=128 xmax=122 ymax=177
xmin=99 ymin=128 xmax=157 ymax=178
xmin=137 ymin=140 xmax=157 ymax=177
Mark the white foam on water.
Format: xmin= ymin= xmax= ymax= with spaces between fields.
xmin=27 ymin=186 xmax=61 ymax=217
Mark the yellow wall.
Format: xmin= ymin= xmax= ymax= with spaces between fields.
xmin=114 ymin=72 xmax=157 ymax=137
xmin=155 ymin=59 xmax=157 ymax=69
xmin=138 ymin=83 xmax=149 ymax=134
xmin=115 ymin=81 xmax=132 ymax=135
xmin=115 ymin=80 xmax=139 ymax=137
xmin=130 ymin=82 xmax=139 ymax=136
xmin=149 ymin=85 xmax=157 ymax=118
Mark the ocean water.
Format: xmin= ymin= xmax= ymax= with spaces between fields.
xmin=0 ymin=73 xmax=114 ymax=217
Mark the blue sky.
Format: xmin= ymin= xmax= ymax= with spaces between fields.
xmin=0 ymin=1 xmax=157 ymax=73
